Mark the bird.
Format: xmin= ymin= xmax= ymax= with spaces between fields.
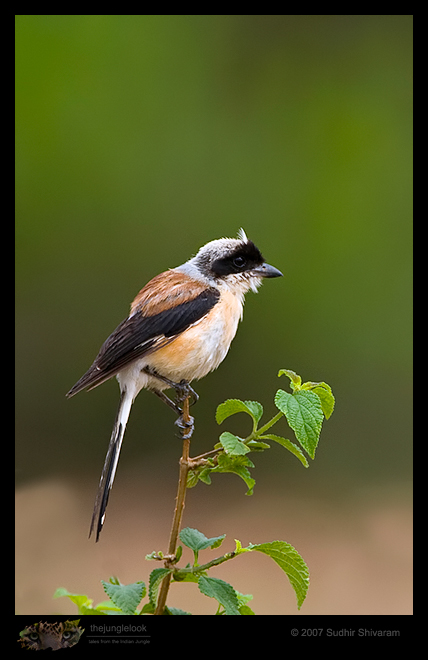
xmin=67 ymin=229 xmax=282 ymax=541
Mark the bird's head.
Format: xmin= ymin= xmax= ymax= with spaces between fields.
xmin=178 ymin=229 xmax=283 ymax=293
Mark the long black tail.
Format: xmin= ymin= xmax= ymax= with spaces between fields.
xmin=89 ymin=387 xmax=133 ymax=541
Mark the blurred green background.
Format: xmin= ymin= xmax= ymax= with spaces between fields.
xmin=16 ymin=15 xmax=412 ymax=615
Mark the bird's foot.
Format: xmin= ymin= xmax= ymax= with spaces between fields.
xmin=146 ymin=368 xmax=198 ymax=437
xmin=173 ymin=380 xmax=199 ymax=409
xmin=174 ymin=413 xmax=195 ymax=439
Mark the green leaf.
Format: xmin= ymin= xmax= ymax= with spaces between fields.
xmin=189 ymin=454 xmax=256 ymax=494
xmin=148 ymin=568 xmax=172 ymax=607
xmin=216 ymin=399 xmax=263 ymax=425
xmin=53 ymin=586 xmax=83 ymax=600
xmin=235 ymin=591 xmax=254 ymax=606
xmin=179 ymin=528 xmax=226 ymax=553
xmin=239 ymin=605 xmax=256 ymax=614
xmin=302 ymin=381 xmax=335 ymax=419
xmin=79 ymin=604 xmax=110 ymax=615
xmin=193 ymin=467 xmax=212 ymax=485
xmin=91 ymin=601 xmax=120 ymax=614
xmin=246 ymin=439 xmax=271 ymax=451
xmin=260 ymin=434 xmax=309 ymax=467
xmin=145 ymin=551 xmax=160 ymax=561
xmin=172 ymin=570 xmax=201 ymax=583
xmin=53 ymin=588 xmax=94 ymax=614
xmin=212 ymin=454 xmax=256 ymax=495
xmin=249 ymin=541 xmax=310 ymax=610
xmin=235 ymin=591 xmax=255 ymax=615
xmin=242 ymin=401 xmax=264 ymax=424
xmin=274 ymin=389 xmax=323 ymax=458
xmin=219 ymin=431 xmax=251 ymax=455
xmin=278 ymin=369 xmax=302 ymax=391
xmin=198 ymin=576 xmax=241 ymax=615
xmin=101 ymin=580 xmax=146 ymax=615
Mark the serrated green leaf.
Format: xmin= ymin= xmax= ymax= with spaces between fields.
xmin=101 ymin=580 xmax=146 ymax=615
xmin=193 ymin=454 xmax=256 ymax=494
xmin=198 ymin=576 xmax=241 ymax=615
xmin=312 ymin=387 xmax=335 ymax=419
xmin=210 ymin=536 xmax=226 ymax=550
xmin=195 ymin=468 xmax=212 ymax=485
xmin=278 ymin=369 xmax=302 ymax=391
xmin=249 ymin=541 xmax=310 ymax=610
xmin=179 ymin=528 xmax=226 ymax=552
xmin=212 ymin=454 xmax=256 ymax=495
xmin=219 ymin=431 xmax=251 ymax=455
xmin=274 ymin=389 xmax=291 ymax=413
xmin=148 ymin=568 xmax=172 ymax=607
xmin=216 ymin=399 xmax=263 ymax=425
xmin=242 ymin=400 xmax=264 ymax=423
xmin=217 ymin=453 xmax=255 ymax=468
xmin=186 ymin=471 xmax=200 ymax=488
xmin=260 ymin=434 xmax=309 ymax=467
xmin=274 ymin=389 xmax=323 ymax=459
xmin=302 ymin=381 xmax=335 ymax=419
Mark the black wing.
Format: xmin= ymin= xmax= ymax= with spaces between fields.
xmin=66 ymin=288 xmax=220 ymax=397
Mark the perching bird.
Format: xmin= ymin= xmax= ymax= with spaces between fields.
xmin=67 ymin=229 xmax=282 ymax=540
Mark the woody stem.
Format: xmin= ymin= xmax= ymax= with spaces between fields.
xmin=154 ymin=395 xmax=192 ymax=615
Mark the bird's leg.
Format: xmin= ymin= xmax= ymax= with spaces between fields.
xmin=152 ymin=388 xmax=182 ymax=415
xmin=173 ymin=379 xmax=199 ymax=408
xmin=144 ymin=366 xmax=198 ymax=407
xmin=144 ymin=367 xmax=198 ymax=438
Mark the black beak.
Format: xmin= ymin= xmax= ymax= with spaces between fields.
xmin=252 ymin=263 xmax=283 ymax=278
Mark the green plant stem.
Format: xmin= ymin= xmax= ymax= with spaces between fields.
xmin=174 ymin=551 xmax=237 ymax=578
xmin=154 ymin=396 xmax=192 ymax=615
xmin=251 ymin=412 xmax=283 ymax=438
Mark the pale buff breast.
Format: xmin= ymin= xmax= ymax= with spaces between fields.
xmin=145 ymin=288 xmax=244 ymax=383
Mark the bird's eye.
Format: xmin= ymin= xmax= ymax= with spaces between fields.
xmin=233 ymin=256 xmax=246 ymax=269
